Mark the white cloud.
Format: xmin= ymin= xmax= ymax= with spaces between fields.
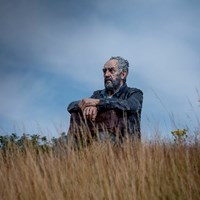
xmin=0 ymin=72 xmax=69 ymax=136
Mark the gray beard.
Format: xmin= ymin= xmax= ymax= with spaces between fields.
xmin=104 ymin=76 xmax=121 ymax=93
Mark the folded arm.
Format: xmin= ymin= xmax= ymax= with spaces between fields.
xmin=91 ymin=89 xmax=143 ymax=113
xmin=67 ymin=89 xmax=143 ymax=119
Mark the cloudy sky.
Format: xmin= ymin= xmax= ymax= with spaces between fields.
xmin=0 ymin=0 xmax=200 ymax=139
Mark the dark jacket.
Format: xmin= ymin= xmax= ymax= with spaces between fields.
xmin=67 ymin=83 xmax=143 ymax=138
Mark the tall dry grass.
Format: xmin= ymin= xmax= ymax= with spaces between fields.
xmin=0 ymin=136 xmax=200 ymax=200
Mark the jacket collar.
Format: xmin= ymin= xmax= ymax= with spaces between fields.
xmin=100 ymin=83 xmax=127 ymax=98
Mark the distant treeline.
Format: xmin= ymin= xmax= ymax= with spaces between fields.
xmin=0 ymin=132 xmax=67 ymax=152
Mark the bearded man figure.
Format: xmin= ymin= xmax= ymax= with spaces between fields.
xmin=67 ymin=56 xmax=143 ymax=145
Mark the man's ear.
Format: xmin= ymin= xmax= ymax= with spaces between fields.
xmin=120 ymin=70 xmax=127 ymax=80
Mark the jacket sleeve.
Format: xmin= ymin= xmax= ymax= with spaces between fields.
xmin=67 ymin=100 xmax=80 ymax=113
xmin=97 ymin=89 xmax=143 ymax=113
xmin=67 ymin=91 xmax=100 ymax=113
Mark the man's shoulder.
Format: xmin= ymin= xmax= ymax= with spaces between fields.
xmin=126 ymin=86 xmax=143 ymax=95
xmin=91 ymin=89 xmax=104 ymax=98
xmin=93 ymin=89 xmax=104 ymax=93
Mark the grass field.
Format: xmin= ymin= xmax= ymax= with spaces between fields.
xmin=0 ymin=131 xmax=200 ymax=200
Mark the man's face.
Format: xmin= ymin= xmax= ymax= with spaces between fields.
xmin=103 ymin=59 xmax=122 ymax=92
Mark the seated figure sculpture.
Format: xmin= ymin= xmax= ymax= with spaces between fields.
xmin=67 ymin=56 xmax=143 ymax=145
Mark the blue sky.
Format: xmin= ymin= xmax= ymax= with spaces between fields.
xmin=0 ymin=0 xmax=200 ymax=139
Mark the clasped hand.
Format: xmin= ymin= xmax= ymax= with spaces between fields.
xmin=79 ymin=98 xmax=100 ymax=121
